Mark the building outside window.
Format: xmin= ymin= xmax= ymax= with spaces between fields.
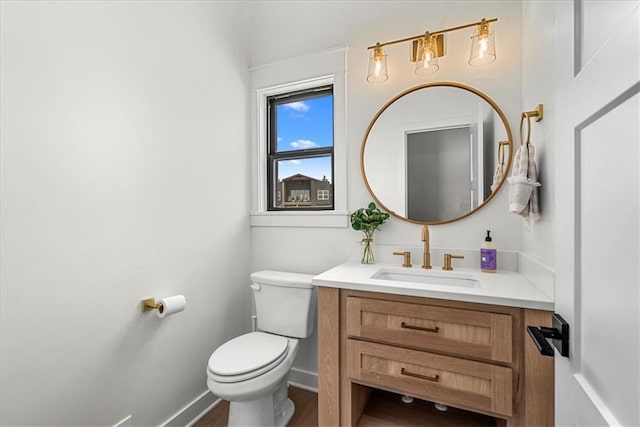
xmin=267 ymin=86 xmax=334 ymax=211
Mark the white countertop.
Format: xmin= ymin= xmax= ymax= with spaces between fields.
xmin=312 ymin=261 xmax=554 ymax=311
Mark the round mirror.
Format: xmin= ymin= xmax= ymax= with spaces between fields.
xmin=361 ymin=82 xmax=513 ymax=225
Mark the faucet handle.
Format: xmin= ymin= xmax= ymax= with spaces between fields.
xmin=393 ymin=251 xmax=412 ymax=268
xmin=443 ymin=253 xmax=464 ymax=271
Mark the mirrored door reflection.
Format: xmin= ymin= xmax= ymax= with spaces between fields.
xmin=407 ymin=126 xmax=472 ymax=222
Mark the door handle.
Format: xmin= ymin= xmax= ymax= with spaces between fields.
xmin=527 ymin=313 xmax=569 ymax=357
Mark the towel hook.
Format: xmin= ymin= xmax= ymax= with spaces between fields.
xmin=520 ymin=104 xmax=544 ymax=145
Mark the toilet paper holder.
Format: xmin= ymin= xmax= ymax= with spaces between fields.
xmin=141 ymin=295 xmax=187 ymax=318
xmin=141 ymin=297 xmax=161 ymax=312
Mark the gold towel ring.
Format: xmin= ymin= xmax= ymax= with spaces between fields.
xmin=520 ymin=104 xmax=544 ymax=145
xmin=520 ymin=114 xmax=532 ymax=145
xmin=498 ymin=140 xmax=509 ymax=165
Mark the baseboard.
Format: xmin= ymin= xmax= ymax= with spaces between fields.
xmin=288 ymin=367 xmax=318 ymax=392
xmin=161 ymin=389 xmax=221 ymax=427
xmin=113 ymin=415 xmax=132 ymax=427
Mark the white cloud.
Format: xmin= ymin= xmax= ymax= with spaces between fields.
xmin=282 ymin=101 xmax=309 ymax=112
xmin=277 ymin=137 xmax=282 ymax=142
xmin=290 ymin=139 xmax=319 ymax=149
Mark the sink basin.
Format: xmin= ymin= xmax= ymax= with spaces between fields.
xmin=371 ymin=268 xmax=480 ymax=288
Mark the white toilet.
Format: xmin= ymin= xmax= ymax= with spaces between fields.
xmin=206 ymin=270 xmax=315 ymax=427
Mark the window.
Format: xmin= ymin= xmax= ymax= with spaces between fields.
xmin=267 ymin=86 xmax=334 ymax=211
xmin=250 ymin=48 xmax=347 ymax=227
xmin=317 ymin=189 xmax=330 ymax=200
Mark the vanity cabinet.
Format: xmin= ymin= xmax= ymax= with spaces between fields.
xmin=318 ymin=287 xmax=554 ymax=426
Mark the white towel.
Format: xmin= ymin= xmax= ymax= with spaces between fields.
xmin=490 ymin=162 xmax=504 ymax=193
xmin=508 ymin=143 xmax=541 ymax=221
xmin=491 ymin=142 xmax=508 ymax=193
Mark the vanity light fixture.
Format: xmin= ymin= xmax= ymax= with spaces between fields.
xmin=366 ymin=43 xmax=389 ymax=83
xmin=414 ymin=32 xmax=440 ymax=75
xmin=366 ymin=17 xmax=497 ymax=83
xmin=468 ymin=18 xmax=496 ymax=66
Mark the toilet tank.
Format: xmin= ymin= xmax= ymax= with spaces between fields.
xmin=250 ymin=270 xmax=316 ymax=338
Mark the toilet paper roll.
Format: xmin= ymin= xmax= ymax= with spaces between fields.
xmin=157 ymin=295 xmax=186 ymax=318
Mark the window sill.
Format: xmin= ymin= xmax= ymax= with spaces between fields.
xmin=249 ymin=210 xmax=349 ymax=228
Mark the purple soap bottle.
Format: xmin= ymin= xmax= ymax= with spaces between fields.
xmin=480 ymin=230 xmax=497 ymax=273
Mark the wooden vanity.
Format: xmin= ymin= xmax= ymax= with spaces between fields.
xmin=317 ymin=286 xmax=554 ymax=426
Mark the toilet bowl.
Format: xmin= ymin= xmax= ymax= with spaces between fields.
xmin=206 ymin=271 xmax=315 ymax=427
xmin=207 ymin=333 xmax=300 ymax=426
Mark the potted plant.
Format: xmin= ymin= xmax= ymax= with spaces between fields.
xmin=350 ymin=202 xmax=390 ymax=264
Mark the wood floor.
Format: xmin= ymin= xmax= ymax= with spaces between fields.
xmin=195 ymin=386 xmax=497 ymax=426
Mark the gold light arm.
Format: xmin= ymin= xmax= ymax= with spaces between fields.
xmin=366 ymin=17 xmax=498 ymax=50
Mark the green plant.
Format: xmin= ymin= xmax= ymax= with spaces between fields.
xmin=351 ymin=202 xmax=390 ymax=264
xmin=350 ymin=202 xmax=390 ymax=239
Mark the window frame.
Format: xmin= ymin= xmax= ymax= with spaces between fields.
xmin=249 ymin=48 xmax=347 ymax=228
xmin=266 ymin=85 xmax=334 ymax=212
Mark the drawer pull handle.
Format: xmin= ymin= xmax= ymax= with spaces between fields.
xmin=401 ymin=322 xmax=439 ymax=333
xmin=401 ymin=368 xmax=440 ymax=383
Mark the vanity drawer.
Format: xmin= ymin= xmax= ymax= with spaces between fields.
xmin=346 ymin=296 xmax=512 ymax=363
xmin=347 ymin=339 xmax=513 ymax=417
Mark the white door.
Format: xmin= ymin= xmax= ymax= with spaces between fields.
xmin=555 ymin=1 xmax=640 ymax=425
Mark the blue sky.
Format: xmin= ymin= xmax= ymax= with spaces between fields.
xmin=276 ymin=94 xmax=333 ymax=182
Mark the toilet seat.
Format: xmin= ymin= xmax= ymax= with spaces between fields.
xmin=208 ymin=332 xmax=289 ymax=383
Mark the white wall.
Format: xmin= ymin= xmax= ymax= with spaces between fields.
xmin=0 ymin=2 xmax=251 ymax=425
xmin=520 ymin=1 xmax=556 ymax=268
xmin=249 ymin=1 xmax=523 ymax=377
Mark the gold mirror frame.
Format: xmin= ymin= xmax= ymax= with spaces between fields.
xmin=360 ymin=81 xmax=514 ymax=225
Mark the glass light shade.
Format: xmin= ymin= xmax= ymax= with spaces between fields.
xmin=469 ymin=25 xmax=496 ymax=66
xmin=367 ymin=47 xmax=389 ymax=83
xmin=415 ymin=37 xmax=439 ymax=75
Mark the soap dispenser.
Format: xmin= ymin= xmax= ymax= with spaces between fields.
xmin=481 ymin=230 xmax=497 ymax=273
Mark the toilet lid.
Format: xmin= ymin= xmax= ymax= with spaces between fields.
xmin=208 ymin=332 xmax=288 ymax=377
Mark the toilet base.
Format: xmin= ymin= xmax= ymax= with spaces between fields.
xmin=275 ymin=398 xmax=295 ymax=427
xmin=227 ymin=378 xmax=295 ymax=427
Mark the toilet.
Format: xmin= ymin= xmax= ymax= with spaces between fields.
xmin=206 ymin=270 xmax=315 ymax=427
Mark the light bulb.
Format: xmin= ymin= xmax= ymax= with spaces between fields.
xmin=478 ymin=36 xmax=489 ymax=58
xmin=425 ymin=50 xmax=433 ymax=63
xmin=374 ymin=58 xmax=382 ymax=75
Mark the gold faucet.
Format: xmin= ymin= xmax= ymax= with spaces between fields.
xmin=443 ymin=253 xmax=464 ymax=271
xmin=421 ymin=224 xmax=432 ymax=269
xmin=393 ymin=251 xmax=412 ymax=267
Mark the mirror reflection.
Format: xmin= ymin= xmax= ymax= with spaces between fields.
xmin=361 ymin=82 xmax=513 ymax=224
